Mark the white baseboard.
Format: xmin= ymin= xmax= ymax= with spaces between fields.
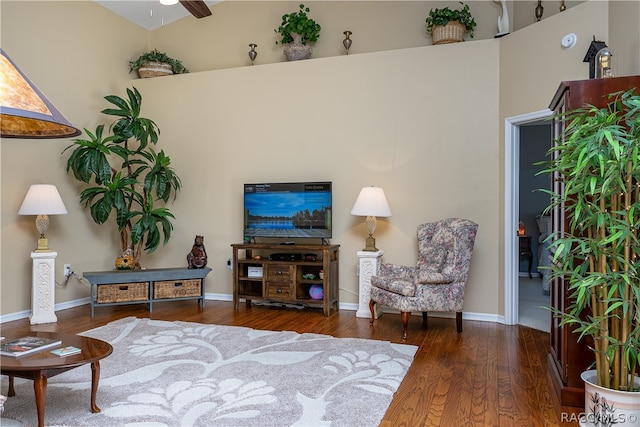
xmin=339 ymin=302 xmax=359 ymax=311
xmin=205 ymin=292 xmax=232 ymax=302
xmin=0 ymin=294 xmax=505 ymax=326
xmin=519 ymin=272 xmax=542 ymax=278
xmin=372 ymin=307 xmax=503 ymax=323
xmin=0 ymin=309 xmax=31 ymax=323
xmin=0 ymin=297 xmax=90 ymax=323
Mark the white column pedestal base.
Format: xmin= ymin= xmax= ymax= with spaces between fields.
xmin=30 ymin=251 xmax=58 ymax=325
xmin=356 ymin=250 xmax=384 ymax=319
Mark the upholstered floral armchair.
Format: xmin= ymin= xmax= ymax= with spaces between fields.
xmin=369 ymin=218 xmax=479 ymax=340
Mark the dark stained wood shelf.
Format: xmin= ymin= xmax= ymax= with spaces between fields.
xmin=547 ymin=76 xmax=640 ymax=406
xmin=231 ymin=243 xmax=339 ymax=316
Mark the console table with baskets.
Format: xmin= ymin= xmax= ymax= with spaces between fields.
xmin=84 ymin=267 xmax=212 ymax=317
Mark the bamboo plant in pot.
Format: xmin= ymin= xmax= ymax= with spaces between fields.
xmin=540 ymin=88 xmax=640 ymax=425
xmin=63 ymin=87 xmax=182 ymax=270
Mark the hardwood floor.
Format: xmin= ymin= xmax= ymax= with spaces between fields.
xmin=1 ymin=300 xmax=582 ymax=426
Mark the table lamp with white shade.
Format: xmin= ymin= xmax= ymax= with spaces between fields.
xmin=350 ymin=186 xmax=392 ymax=251
xmin=18 ymin=184 xmax=68 ymax=324
xmin=18 ymin=184 xmax=68 ymax=252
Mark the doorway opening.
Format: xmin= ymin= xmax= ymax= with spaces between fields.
xmin=504 ymin=109 xmax=552 ymax=326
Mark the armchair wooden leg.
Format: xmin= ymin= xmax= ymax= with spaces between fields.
xmin=456 ymin=311 xmax=463 ymax=333
xmin=369 ymin=300 xmax=376 ymax=325
xmin=400 ymin=311 xmax=411 ymax=341
xmin=422 ymin=311 xmax=428 ymax=328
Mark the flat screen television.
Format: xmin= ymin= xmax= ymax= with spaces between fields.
xmin=243 ymin=182 xmax=332 ymax=240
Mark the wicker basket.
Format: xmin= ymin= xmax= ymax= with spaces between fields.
xmin=137 ymin=62 xmax=173 ymax=78
xmin=154 ymin=279 xmax=202 ymax=299
xmin=431 ymin=21 xmax=466 ymax=45
xmin=96 ymin=282 xmax=149 ymax=303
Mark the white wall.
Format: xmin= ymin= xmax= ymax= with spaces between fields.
xmin=609 ymin=0 xmax=640 ymax=75
xmin=128 ymin=41 xmax=500 ymax=315
xmin=1 ymin=0 xmax=631 ymax=322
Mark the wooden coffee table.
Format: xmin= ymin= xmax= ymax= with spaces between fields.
xmin=1 ymin=331 xmax=113 ymax=427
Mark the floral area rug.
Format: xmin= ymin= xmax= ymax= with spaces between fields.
xmin=1 ymin=317 xmax=417 ymax=426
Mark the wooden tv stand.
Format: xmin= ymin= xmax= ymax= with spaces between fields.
xmin=231 ymin=243 xmax=339 ymax=316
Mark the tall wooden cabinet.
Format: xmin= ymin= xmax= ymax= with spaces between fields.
xmin=547 ymin=76 xmax=640 ymax=406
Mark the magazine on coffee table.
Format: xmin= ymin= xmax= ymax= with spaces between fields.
xmin=0 ymin=336 xmax=63 ymax=358
xmin=50 ymin=346 xmax=81 ymax=356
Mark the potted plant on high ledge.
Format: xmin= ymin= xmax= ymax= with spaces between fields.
xmin=63 ymin=87 xmax=182 ymax=270
xmin=540 ymin=89 xmax=640 ymax=425
xmin=129 ymin=49 xmax=189 ymax=78
xmin=425 ymin=1 xmax=476 ymax=45
xmin=274 ymin=3 xmax=321 ymax=61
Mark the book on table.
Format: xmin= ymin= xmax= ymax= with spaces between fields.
xmin=50 ymin=346 xmax=81 ymax=356
xmin=0 ymin=336 xmax=63 ymax=358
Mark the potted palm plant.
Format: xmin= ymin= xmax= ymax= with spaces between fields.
xmin=540 ymin=88 xmax=640 ymax=425
xmin=63 ymin=87 xmax=182 ymax=270
xmin=425 ymin=2 xmax=476 ymax=45
xmin=128 ymin=49 xmax=189 ymax=78
xmin=274 ymin=3 xmax=321 ymax=61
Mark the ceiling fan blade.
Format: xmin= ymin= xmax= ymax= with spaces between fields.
xmin=179 ymin=0 xmax=212 ymax=18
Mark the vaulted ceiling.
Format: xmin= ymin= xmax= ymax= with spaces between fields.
xmin=93 ymin=0 xmax=221 ymax=31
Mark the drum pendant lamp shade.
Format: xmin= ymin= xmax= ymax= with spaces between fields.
xmin=0 ymin=48 xmax=80 ymax=139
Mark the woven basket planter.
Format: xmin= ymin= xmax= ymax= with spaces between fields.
xmin=137 ymin=61 xmax=173 ymax=78
xmin=431 ymin=21 xmax=466 ymax=45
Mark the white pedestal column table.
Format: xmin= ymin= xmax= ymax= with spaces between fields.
xmin=356 ymin=250 xmax=384 ymax=319
xmin=29 ymin=251 xmax=58 ymax=324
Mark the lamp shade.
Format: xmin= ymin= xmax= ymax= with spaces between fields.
xmin=18 ymin=184 xmax=68 ymax=215
xmin=160 ymin=0 xmax=180 ymax=5
xmin=0 ymin=48 xmax=81 ymax=139
xmin=350 ymin=186 xmax=392 ymax=217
